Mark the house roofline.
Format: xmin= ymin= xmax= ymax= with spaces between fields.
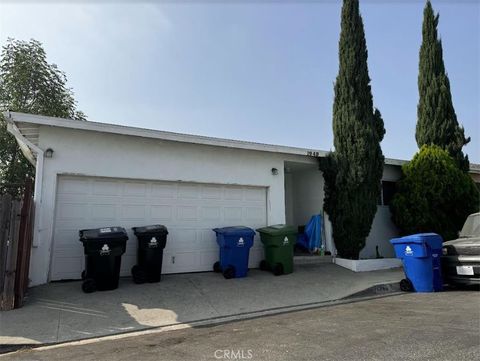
xmin=5 ymin=111 xmax=328 ymax=158
xmin=5 ymin=111 xmax=478 ymax=172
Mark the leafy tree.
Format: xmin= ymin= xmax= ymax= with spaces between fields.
xmin=416 ymin=1 xmax=470 ymax=171
xmin=0 ymin=38 xmax=85 ymax=196
xmin=321 ymin=0 xmax=385 ymax=259
xmin=391 ymin=145 xmax=479 ymax=241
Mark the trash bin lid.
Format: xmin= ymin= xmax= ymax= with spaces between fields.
xmin=256 ymin=224 xmax=297 ymax=236
xmin=132 ymin=224 xmax=168 ymax=236
xmin=213 ymin=226 xmax=255 ymax=237
xmin=390 ymin=233 xmax=443 ymax=249
xmin=79 ymin=226 xmax=128 ymax=241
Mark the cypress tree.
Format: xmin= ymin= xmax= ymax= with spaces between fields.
xmin=321 ymin=0 xmax=385 ymax=260
xmin=416 ymin=1 xmax=470 ymax=171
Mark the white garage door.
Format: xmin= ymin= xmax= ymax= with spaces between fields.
xmin=51 ymin=176 xmax=267 ymax=281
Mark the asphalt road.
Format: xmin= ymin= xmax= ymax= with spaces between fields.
xmin=3 ymin=291 xmax=479 ymax=361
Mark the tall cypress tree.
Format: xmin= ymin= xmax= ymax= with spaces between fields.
xmin=321 ymin=0 xmax=385 ymax=260
xmin=416 ymin=1 xmax=470 ymax=171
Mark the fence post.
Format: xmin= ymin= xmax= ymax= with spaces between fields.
xmin=0 ymin=198 xmax=21 ymax=311
xmin=0 ymin=194 xmax=12 ymax=300
xmin=14 ymin=179 xmax=34 ymax=308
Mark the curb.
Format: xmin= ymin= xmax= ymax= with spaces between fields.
xmin=0 ymin=281 xmax=403 ymax=356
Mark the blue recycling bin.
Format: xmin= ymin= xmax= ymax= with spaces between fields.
xmin=213 ymin=226 xmax=255 ymax=279
xmin=390 ymin=233 xmax=443 ymax=292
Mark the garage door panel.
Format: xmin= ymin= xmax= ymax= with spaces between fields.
xmin=51 ymin=176 xmax=267 ymax=280
xmin=201 ymin=185 xmax=222 ymax=199
xmin=121 ymin=205 xmax=146 ymax=220
xmin=223 ymin=207 xmax=243 ymax=222
xmin=150 ymin=205 xmax=173 ymax=221
xmin=122 ymin=182 xmax=147 ymax=197
xmin=120 ymin=255 xmax=136 ymax=276
xmin=224 ymin=187 xmax=243 ymax=200
xmin=163 ymin=252 xmax=197 ymax=273
xmin=177 ymin=184 xmax=200 ymax=199
xmin=176 ymin=206 xmax=198 ymax=221
xmin=91 ymin=204 xmax=117 ymax=221
xmin=200 ymin=206 xmax=221 ymax=221
xmin=244 ymin=187 xmax=265 ymax=201
xmin=57 ymin=203 xmax=88 ymax=221
xmin=151 ymin=183 xmax=176 ymax=198
xmin=57 ymin=177 xmax=90 ymax=195
xmin=93 ymin=180 xmax=121 ymax=196
xmin=165 ymin=228 xmax=197 ymax=250
xmin=244 ymin=207 xmax=267 ymax=223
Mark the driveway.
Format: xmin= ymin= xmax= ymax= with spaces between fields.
xmin=3 ymin=291 xmax=478 ymax=361
xmin=0 ymin=263 xmax=403 ymax=346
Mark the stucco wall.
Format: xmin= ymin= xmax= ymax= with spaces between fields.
xmin=284 ymin=163 xmax=401 ymax=258
xmin=360 ymin=206 xmax=399 ymax=259
xmin=360 ymin=164 xmax=402 ymax=259
xmin=289 ymin=169 xmax=324 ymax=227
xmin=284 ymin=173 xmax=295 ymax=225
xmin=30 ymin=125 xmax=313 ymax=285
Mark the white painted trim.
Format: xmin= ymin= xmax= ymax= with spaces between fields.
xmin=334 ymin=257 xmax=402 ymax=272
xmin=6 ymin=111 xmax=480 ymax=172
xmin=4 ymin=111 xmax=417 ymax=168
xmin=6 ymin=111 xmax=324 ymax=157
xmin=6 ymin=121 xmax=45 ymax=248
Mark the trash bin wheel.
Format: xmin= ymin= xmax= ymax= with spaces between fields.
xmin=273 ymin=263 xmax=284 ymax=276
xmin=82 ymin=279 xmax=96 ymax=293
xmin=213 ymin=261 xmax=221 ymax=273
xmin=132 ymin=265 xmax=147 ymax=284
xmin=400 ymin=278 xmax=413 ymax=292
xmin=259 ymin=260 xmax=268 ymax=271
xmin=81 ymin=270 xmax=86 ymax=280
xmin=223 ymin=266 xmax=235 ymax=279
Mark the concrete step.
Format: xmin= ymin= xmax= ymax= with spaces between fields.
xmin=294 ymin=255 xmax=332 ymax=265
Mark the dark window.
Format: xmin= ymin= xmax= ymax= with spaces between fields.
xmin=381 ymin=181 xmax=396 ymax=206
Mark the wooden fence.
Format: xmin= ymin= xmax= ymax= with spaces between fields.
xmin=0 ymin=180 xmax=34 ymax=311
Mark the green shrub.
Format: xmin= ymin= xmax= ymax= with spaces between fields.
xmin=390 ymin=145 xmax=479 ymax=241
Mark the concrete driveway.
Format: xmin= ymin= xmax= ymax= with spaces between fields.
xmin=6 ymin=291 xmax=477 ymax=361
xmin=0 ymin=263 xmax=403 ymax=346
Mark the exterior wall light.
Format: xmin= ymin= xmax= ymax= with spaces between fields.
xmin=271 ymin=167 xmax=279 ymax=175
xmin=45 ymin=148 xmax=54 ymax=158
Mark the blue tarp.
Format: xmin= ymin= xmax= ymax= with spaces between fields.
xmin=296 ymin=214 xmax=323 ymax=251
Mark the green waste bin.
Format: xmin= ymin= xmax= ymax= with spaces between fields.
xmin=257 ymin=224 xmax=297 ymax=276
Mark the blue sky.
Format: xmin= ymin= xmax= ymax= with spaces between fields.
xmin=0 ymin=1 xmax=478 ymax=163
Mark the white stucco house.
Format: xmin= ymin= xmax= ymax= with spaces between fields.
xmin=6 ymin=111 xmax=480 ymax=286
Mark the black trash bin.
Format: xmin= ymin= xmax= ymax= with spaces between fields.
xmin=131 ymin=225 xmax=168 ymax=284
xmin=79 ymin=226 xmax=128 ymax=293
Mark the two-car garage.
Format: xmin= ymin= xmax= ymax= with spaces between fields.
xmin=51 ymin=176 xmax=268 ymax=281
xmin=8 ymin=111 xmax=306 ymax=286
